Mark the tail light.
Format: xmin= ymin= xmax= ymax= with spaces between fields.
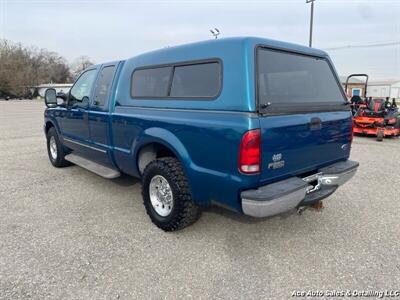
xmin=239 ymin=129 xmax=261 ymax=174
xmin=387 ymin=118 xmax=396 ymax=125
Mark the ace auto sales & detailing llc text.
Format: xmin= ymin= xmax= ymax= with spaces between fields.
xmin=292 ymin=290 xmax=400 ymax=298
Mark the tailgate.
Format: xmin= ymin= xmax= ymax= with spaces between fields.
xmin=259 ymin=111 xmax=352 ymax=182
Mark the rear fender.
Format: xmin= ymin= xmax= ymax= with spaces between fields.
xmin=132 ymin=127 xmax=205 ymax=203
xmin=133 ymin=127 xmax=190 ymax=163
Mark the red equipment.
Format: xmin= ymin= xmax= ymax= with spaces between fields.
xmin=345 ymin=74 xmax=400 ymax=141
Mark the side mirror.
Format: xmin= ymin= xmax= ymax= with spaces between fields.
xmin=44 ymin=88 xmax=57 ymax=107
xmin=56 ymin=92 xmax=67 ymax=107
xmin=57 ymin=91 xmax=67 ymax=100
xmin=57 ymin=97 xmax=66 ymax=107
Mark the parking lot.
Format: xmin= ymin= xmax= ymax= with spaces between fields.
xmin=0 ymin=100 xmax=399 ymax=299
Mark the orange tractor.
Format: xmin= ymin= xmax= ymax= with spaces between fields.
xmin=345 ymin=74 xmax=399 ymax=141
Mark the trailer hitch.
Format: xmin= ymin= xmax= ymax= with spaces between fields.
xmin=297 ymin=200 xmax=324 ymax=215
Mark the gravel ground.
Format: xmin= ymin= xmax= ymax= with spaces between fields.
xmin=0 ymin=100 xmax=399 ymax=299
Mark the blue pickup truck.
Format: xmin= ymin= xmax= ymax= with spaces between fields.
xmin=44 ymin=37 xmax=358 ymax=231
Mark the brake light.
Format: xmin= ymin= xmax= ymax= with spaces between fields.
xmin=388 ymin=118 xmax=396 ymax=125
xmin=239 ymin=129 xmax=261 ymax=174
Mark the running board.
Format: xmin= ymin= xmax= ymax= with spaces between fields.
xmin=65 ymin=153 xmax=120 ymax=179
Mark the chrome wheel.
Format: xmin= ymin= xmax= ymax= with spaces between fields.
xmin=49 ymin=136 xmax=58 ymax=160
xmin=149 ymin=175 xmax=174 ymax=217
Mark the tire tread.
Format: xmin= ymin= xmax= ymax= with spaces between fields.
xmin=142 ymin=157 xmax=200 ymax=231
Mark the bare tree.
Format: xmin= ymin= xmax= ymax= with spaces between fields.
xmin=71 ymin=55 xmax=94 ymax=80
xmin=0 ymin=39 xmax=72 ymax=97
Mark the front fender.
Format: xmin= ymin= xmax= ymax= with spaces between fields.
xmin=44 ymin=112 xmax=62 ymax=137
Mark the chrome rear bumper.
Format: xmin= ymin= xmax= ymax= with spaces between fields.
xmin=241 ymin=160 xmax=359 ymax=218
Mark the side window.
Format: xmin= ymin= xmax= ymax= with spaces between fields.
xmin=93 ymin=65 xmax=116 ymax=108
xmin=131 ymin=67 xmax=172 ymax=97
xmin=130 ymin=60 xmax=221 ymax=99
xmin=170 ymin=62 xmax=220 ymax=97
xmin=70 ymin=69 xmax=97 ymax=108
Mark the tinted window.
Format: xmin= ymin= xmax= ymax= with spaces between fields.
xmin=93 ymin=65 xmax=116 ymax=107
xmin=70 ymin=69 xmax=97 ymax=107
xmin=131 ymin=67 xmax=172 ymax=97
xmin=257 ymin=48 xmax=345 ymax=106
xmin=170 ymin=62 xmax=220 ymax=97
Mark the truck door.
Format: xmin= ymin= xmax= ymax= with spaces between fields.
xmin=61 ymin=68 xmax=97 ymax=153
xmin=88 ymin=63 xmax=117 ymax=165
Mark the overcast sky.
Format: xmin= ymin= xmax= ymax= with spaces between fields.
xmin=1 ymin=0 xmax=399 ymax=80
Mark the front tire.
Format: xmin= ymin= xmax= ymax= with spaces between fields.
xmin=46 ymin=127 xmax=70 ymax=167
xmin=142 ymin=157 xmax=200 ymax=231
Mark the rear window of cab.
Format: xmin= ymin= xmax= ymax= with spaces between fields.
xmin=131 ymin=60 xmax=222 ymax=99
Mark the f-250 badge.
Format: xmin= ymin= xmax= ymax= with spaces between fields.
xmin=268 ymin=153 xmax=285 ymax=169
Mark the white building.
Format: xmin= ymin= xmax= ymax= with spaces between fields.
xmin=31 ymin=83 xmax=73 ymax=98
xmin=339 ymin=76 xmax=365 ymax=97
xmin=367 ymin=80 xmax=400 ymax=99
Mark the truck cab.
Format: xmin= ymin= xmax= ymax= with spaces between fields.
xmin=44 ymin=37 xmax=358 ymax=231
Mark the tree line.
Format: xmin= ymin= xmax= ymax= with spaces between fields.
xmin=0 ymin=39 xmax=93 ymax=98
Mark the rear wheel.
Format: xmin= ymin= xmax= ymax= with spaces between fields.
xmin=142 ymin=157 xmax=200 ymax=231
xmin=46 ymin=127 xmax=70 ymax=167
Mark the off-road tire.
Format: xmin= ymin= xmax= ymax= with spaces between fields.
xmin=142 ymin=157 xmax=201 ymax=231
xmin=46 ymin=127 xmax=70 ymax=167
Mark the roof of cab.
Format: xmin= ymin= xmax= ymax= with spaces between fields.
xmin=126 ymin=36 xmax=328 ymax=65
